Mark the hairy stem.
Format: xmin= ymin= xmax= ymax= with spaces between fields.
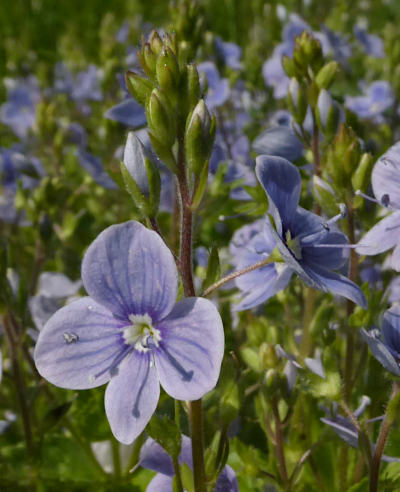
xmin=176 ymin=136 xmax=206 ymax=492
xmin=369 ymin=383 xmax=400 ymax=492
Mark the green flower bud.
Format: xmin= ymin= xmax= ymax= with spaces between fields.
xmin=312 ymin=175 xmax=339 ymax=217
xmin=316 ymin=89 xmax=340 ymax=138
xmin=187 ymin=64 xmax=200 ymax=111
xmin=125 ymin=71 xmax=153 ymax=106
xmin=156 ymin=47 xmax=180 ymax=99
xmin=147 ymin=89 xmax=176 ymax=147
xmin=139 ymin=43 xmax=157 ymax=80
xmin=282 ymin=55 xmax=298 ymax=78
xmin=259 ymin=343 xmax=278 ymax=369
xmin=148 ymin=30 xmax=163 ymax=56
xmin=287 ymin=77 xmax=307 ymax=125
xmin=316 ymin=61 xmax=338 ymax=90
xmin=351 ymin=152 xmax=373 ymax=195
xmin=185 ymin=99 xmax=215 ymax=176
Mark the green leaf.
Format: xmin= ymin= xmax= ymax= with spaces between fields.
xmin=202 ymin=246 xmax=220 ymax=292
xmin=147 ymin=414 xmax=182 ymax=460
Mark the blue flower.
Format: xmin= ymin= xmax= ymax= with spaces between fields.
xmin=230 ymin=156 xmax=366 ymax=310
xmin=34 ymin=221 xmax=224 ymax=443
xmin=0 ymin=77 xmax=40 ymax=139
xmin=76 ymin=149 xmax=118 ymax=189
xmin=54 ymin=63 xmax=103 ymax=103
xmin=198 ymin=62 xmax=230 ymax=109
xmin=215 ymin=37 xmax=242 ymax=70
xmin=140 ymin=436 xmax=238 ymax=491
xmin=356 ymin=142 xmax=400 ymax=271
xmin=252 ymin=126 xmax=303 ymax=162
xmin=360 ymin=306 xmax=400 ymax=377
xmin=354 ymin=25 xmax=384 ymax=58
xmin=345 ymin=81 xmax=394 ymax=122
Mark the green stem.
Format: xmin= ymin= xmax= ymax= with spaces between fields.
xmin=271 ymin=399 xmax=288 ymax=489
xmin=369 ymin=383 xmax=400 ymax=492
xmin=299 ymin=288 xmax=316 ymax=360
xmin=172 ymin=456 xmax=185 ymax=492
xmin=176 ymin=135 xmax=206 ymax=492
xmin=175 ymin=399 xmax=181 ymax=431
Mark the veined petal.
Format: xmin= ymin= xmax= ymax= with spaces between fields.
xmin=356 ymin=211 xmax=400 ymax=256
xmin=105 ymin=352 xmax=160 ymax=444
xmin=255 ymin=156 xmax=301 ymax=232
xmin=34 ymin=297 xmax=124 ymax=389
xmin=303 ymin=264 xmax=367 ymax=308
xmin=234 ymin=264 xmax=293 ymax=311
xmin=82 ymin=221 xmax=178 ymax=322
xmin=146 ymin=473 xmax=172 ymax=492
xmin=154 ymin=298 xmax=224 ymax=401
xmin=360 ymin=328 xmax=400 ymax=377
xmin=372 ymin=141 xmax=400 ymax=210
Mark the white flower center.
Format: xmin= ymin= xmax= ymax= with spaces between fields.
xmin=122 ymin=313 xmax=161 ymax=353
xmin=285 ymin=230 xmax=302 ymax=260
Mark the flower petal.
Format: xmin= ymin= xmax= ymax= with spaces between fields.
xmin=105 ymin=352 xmax=160 ymax=444
xmin=104 ymin=99 xmax=146 ymax=128
xmin=356 ymin=211 xmax=400 ymax=256
xmin=140 ymin=435 xmax=193 ymax=475
xmin=146 ymin=473 xmax=173 ymax=492
xmin=372 ymin=142 xmax=400 ymax=210
xmin=234 ymin=264 xmax=293 ymax=311
xmin=303 ymin=264 xmax=367 ymax=308
xmin=82 ymin=221 xmax=178 ymax=322
xmin=34 ymin=297 xmax=124 ymax=389
xmin=359 ymin=328 xmax=400 ymax=376
xmin=154 ymin=298 xmax=224 ymax=401
xmin=215 ymin=465 xmax=239 ymax=492
xmin=252 ymin=126 xmax=303 ymax=162
xmin=255 ymin=155 xmax=301 ymax=232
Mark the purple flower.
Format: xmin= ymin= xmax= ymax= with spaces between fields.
xmin=215 ymin=37 xmax=242 ymax=70
xmin=76 ymin=149 xmax=118 ymax=189
xmin=34 ymin=221 xmax=224 ymax=443
xmin=345 ymin=81 xmax=394 ymax=123
xmin=140 ymin=436 xmax=238 ymax=492
xmin=356 ymin=142 xmax=400 ymax=271
xmin=0 ymin=77 xmax=40 ymax=139
xmin=198 ymin=62 xmax=230 ymax=109
xmin=354 ymin=25 xmax=384 ymax=58
xmin=229 ymin=157 xmax=366 ymax=310
xmin=360 ymin=306 xmax=400 ymax=377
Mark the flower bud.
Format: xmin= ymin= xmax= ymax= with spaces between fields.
xmin=316 ymin=89 xmax=340 ymax=138
xmin=156 ymin=47 xmax=180 ymax=99
xmin=139 ymin=43 xmax=157 ymax=80
xmin=185 ymin=99 xmax=215 ymax=176
xmin=148 ymin=30 xmax=163 ymax=56
xmin=312 ymin=175 xmax=339 ymax=217
xmin=316 ymin=61 xmax=338 ymax=90
xmin=125 ymin=71 xmax=153 ymax=106
xmin=352 ymin=152 xmax=373 ymax=203
xmin=287 ymin=78 xmax=307 ymax=124
xmin=147 ymin=89 xmax=176 ymax=147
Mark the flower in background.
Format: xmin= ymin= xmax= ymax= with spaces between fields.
xmin=215 ymin=37 xmax=242 ymax=70
xmin=34 ymin=221 xmax=224 ymax=443
xmin=29 ymin=272 xmax=82 ymax=334
xmin=0 ymin=76 xmax=40 ymax=139
xmin=354 ymin=24 xmax=384 ymax=58
xmin=140 ymin=436 xmax=239 ymax=492
xmin=356 ymin=141 xmax=400 ymax=270
xmin=360 ymin=306 xmax=400 ymax=377
xmin=198 ymin=62 xmax=230 ymax=109
xmin=76 ymin=149 xmax=118 ymax=189
xmin=229 ymin=156 xmax=366 ymax=310
xmin=345 ymin=81 xmax=394 ymax=123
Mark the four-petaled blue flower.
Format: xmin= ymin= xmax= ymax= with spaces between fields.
xmin=229 ymin=156 xmax=366 ymax=311
xmin=34 ymin=221 xmax=224 ymax=444
xmin=356 ymin=141 xmax=400 ymax=271
xmin=360 ymin=305 xmax=400 ymax=377
xmin=140 ymin=436 xmax=239 ymax=492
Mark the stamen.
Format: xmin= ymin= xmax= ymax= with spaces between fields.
xmin=355 ymin=189 xmax=389 ymax=207
xmin=160 ymin=345 xmax=194 ymax=382
xmin=323 ymin=204 xmax=347 ymax=230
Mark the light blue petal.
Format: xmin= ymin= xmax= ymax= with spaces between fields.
xmin=105 ymin=352 xmax=160 ymax=444
xmin=34 ymin=297 xmax=124 ymax=389
xmin=356 ymin=212 xmax=400 ymax=256
xmin=252 ymin=126 xmax=303 ymax=162
xmin=154 ymin=298 xmax=224 ymax=400
xmin=105 ymin=99 xmax=146 ymax=128
xmin=360 ymin=328 xmax=400 ymax=376
xmin=82 ymin=221 xmax=178 ymax=322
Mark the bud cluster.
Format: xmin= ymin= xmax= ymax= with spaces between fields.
xmin=123 ymin=30 xmax=216 ymax=216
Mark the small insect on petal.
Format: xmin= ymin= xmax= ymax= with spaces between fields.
xmin=63 ymin=332 xmax=79 ymax=344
